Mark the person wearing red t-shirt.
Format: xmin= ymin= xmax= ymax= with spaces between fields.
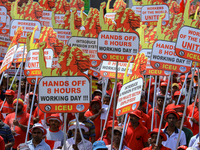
xmin=0 ymin=90 xmax=15 ymax=117
xmin=0 ymin=135 xmax=5 ymax=150
xmin=85 ymin=96 xmax=103 ymax=140
xmin=190 ymin=110 xmax=199 ymax=135
xmin=148 ymin=95 xmax=166 ymax=129
xmin=4 ymin=98 xmax=33 ymax=150
xmin=125 ymin=110 xmax=149 ymax=150
xmin=98 ymin=120 xmax=118 ymax=145
xmin=166 ymin=91 xmax=185 ymax=112
xmin=140 ymin=91 xmax=152 ymax=113
xmin=142 ymin=128 xmax=171 ymax=150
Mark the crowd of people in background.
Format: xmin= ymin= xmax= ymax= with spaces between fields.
xmin=0 ymin=72 xmax=199 ymax=150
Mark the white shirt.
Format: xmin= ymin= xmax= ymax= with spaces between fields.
xmin=189 ymin=134 xmax=200 ymax=149
xmin=26 ymin=139 xmax=51 ymax=150
xmin=46 ymin=128 xmax=65 ymax=145
xmin=62 ymin=137 xmax=92 ymax=150
xmin=106 ymin=145 xmax=131 ymax=150
xmin=162 ymin=127 xmax=186 ymax=150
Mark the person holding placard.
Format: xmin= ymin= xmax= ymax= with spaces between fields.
xmin=14 ymin=79 xmax=26 ymax=100
xmin=142 ymin=128 xmax=171 ymax=150
xmin=125 ymin=110 xmax=149 ymax=150
xmin=4 ymin=99 xmax=33 ymax=150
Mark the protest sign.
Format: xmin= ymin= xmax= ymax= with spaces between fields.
xmin=24 ymin=49 xmax=53 ymax=76
xmin=100 ymin=61 xmax=132 ymax=79
xmin=10 ymin=20 xmax=41 ymax=43
xmin=116 ymin=78 xmax=143 ymax=116
xmin=104 ymin=13 xmax=116 ymax=23
xmin=0 ymin=45 xmax=17 ymax=74
xmin=38 ymin=76 xmax=90 ymax=113
xmin=51 ymin=57 xmax=60 ymax=69
xmin=54 ymin=29 xmax=71 ymax=45
xmin=13 ymin=46 xmax=27 ymax=63
xmin=68 ymin=37 xmax=101 ymax=67
xmin=0 ymin=6 xmax=7 ymax=28
xmin=131 ymin=6 xmax=142 ymax=15
xmin=151 ymin=41 xmax=192 ymax=73
xmin=175 ymin=26 xmax=200 ymax=62
xmin=39 ymin=11 xmax=53 ymax=27
xmin=139 ymin=49 xmax=170 ymax=76
xmin=141 ymin=5 xmax=169 ymax=26
xmin=97 ymin=31 xmax=139 ymax=62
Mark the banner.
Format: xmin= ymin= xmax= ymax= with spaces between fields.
xmin=0 ymin=47 xmax=7 ymax=59
xmin=54 ymin=14 xmax=65 ymax=24
xmin=10 ymin=20 xmax=41 ymax=43
xmin=68 ymin=37 xmax=101 ymax=67
xmin=38 ymin=76 xmax=90 ymax=113
xmin=0 ymin=6 xmax=7 ymax=28
xmin=88 ymin=63 xmax=102 ymax=78
xmin=24 ymin=49 xmax=53 ymax=76
xmin=54 ymin=29 xmax=71 ymax=45
xmin=116 ymin=78 xmax=143 ymax=116
xmin=151 ymin=41 xmax=192 ymax=73
xmin=141 ymin=5 xmax=169 ymax=26
xmin=0 ymin=15 xmax=10 ymax=34
xmin=97 ymin=31 xmax=139 ymax=62
xmin=13 ymin=45 xmax=27 ymax=63
xmin=175 ymin=26 xmax=200 ymax=62
xmin=0 ymin=45 xmax=17 ymax=74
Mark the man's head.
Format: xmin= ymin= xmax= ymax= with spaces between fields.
xmin=19 ymin=78 xmax=26 ymax=90
xmin=69 ymin=122 xmax=89 ymax=139
xmin=106 ymin=120 xmax=118 ymax=136
xmin=93 ymin=89 xmax=102 ymax=97
xmin=13 ymin=98 xmax=24 ymax=113
xmin=46 ymin=114 xmax=63 ymax=129
xmin=172 ymin=91 xmax=185 ymax=103
xmin=157 ymin=95 xmax=165 ymax=107
xmin=186 ymin=78 xmax=191 ymax=89
xmin=113 ymin=126 xmax=123 ymax=144
xmin=103 ymin=95 xmax=110 ymax=105
xmin=140 ymin=91 xmax=146 ymax=104
xmin=149 ymin=128 xmax=167 ymax=148
xmin=175 ymin=112 xmax=185 ymax=128
xmin=4 ymin=90 xmax=14 ymax=104
xmin=28 ymin=92 xmax=38 ymax=108
xmin=172 ymin=83 xmax=179 ymax=95
xmin=29 ymin=123 xmax=47 ymax=142
xmin=129 ymin=110 xmax=141 ymax=125
xmin=90 ymin=96 xmax=101 ymax=114
xmin=164 ymin=110 xmax=180 ymax=127
xmin=160 ymin=82 xmax=167 ymax=94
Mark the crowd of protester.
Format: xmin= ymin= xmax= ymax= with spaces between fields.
xmin=0 ymin=72 xmax=199 ymax=150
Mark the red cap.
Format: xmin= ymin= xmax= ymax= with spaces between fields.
xmin=160 ymin=82 xmax=167 ymax=86
xmin=148 ymin=128 xmax=167 ymax=141
xmin=172 ymin=91 xmax=185 ymax=99
xmin=188 ymin=74 xmax=192 ymax=78
xmin=4 ymin=90 xmax=15 ymax=96
xmin=106 ymin=120 xmax=118 ymax=129
xmin=173 ymin=105 xmax=184 ymax=110
xmin=90 ymin=96 xmax=101 ymax=109
xmin=177 ymin=145 xmax=187 ymax=150
xmin=129 ymin=110 xmax=141 ymax=119
xmin=180 ymin=75 xmax=185 ymax=82
xmin=46 ymin=113 xmax=63 ymax=126
xmin=164 ymin=109 xmax=180 ymax=121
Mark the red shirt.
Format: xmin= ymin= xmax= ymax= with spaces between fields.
xmin=142 ymin=102 xmax=152 ymax=113
xmin=0 ymin=101 xmax=14 ymax=114
xmin=166 ymin=104 xmax=185 ymax=112
xmin=4 ymin=112 xmax=33 ymax=149
xmin=125 ymin=122 xmax=148 ymax=150
xmin=0 ymin=135 xmax=5 ymax=150
xmin=14 ymin=90 xmax=25 ymax=100
xmin=33 ymin=107 xmax=52 ymax=125
xmin=140 ymin=111 xmax=151 ymax=130
xmin=106 ymin=88 xmax=113 ymax=96
xmin=142 ymin=145 xmax=171 ymax=150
